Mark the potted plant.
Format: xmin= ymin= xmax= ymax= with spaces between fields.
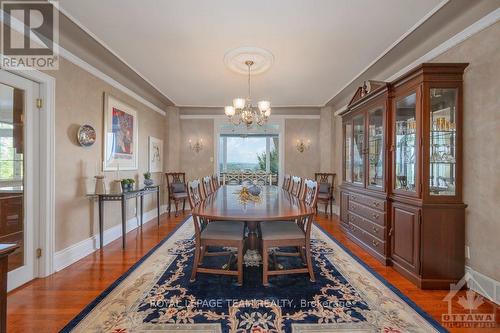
xmin=143 ymin=172 xmax=154 ymax=186
xmin=121 ymin=178 xmax=135 ymax=191
xmin=121 ymin=179 xmax=130 ymax=191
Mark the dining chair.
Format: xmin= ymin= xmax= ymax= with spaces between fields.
xmin=211 ymin=174 xmax=220 ymax=190
xmin=187 ymin=179 xmax=246 ymax=286
xmin=290 ymin=176 xmax=303 ymax=197
xmin=315 ymin=173 xmax=336 ymax=217
xmin=202 ymin=176 xmax=214 ymax=198
xmin=282 ymin=174 xmax=291 ymax=192
xmin=260 ymin=179 xmax=319 ymax=286
xmin=165 ymin=172 xmax=188 ymax=217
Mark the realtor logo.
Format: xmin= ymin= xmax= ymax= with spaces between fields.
xmin=442 ymin=272 xmax=497 ymax=329
xmin=1 ymin=1 xmax=59 ymax=70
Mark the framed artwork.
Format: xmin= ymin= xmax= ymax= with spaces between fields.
xmin=103 ymin=93 xmax=139 ymax=171
xmin=148 ymin=136 xmax=163 ymax=173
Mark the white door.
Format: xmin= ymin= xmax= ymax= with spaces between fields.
xmin=0 ymin=70 xmax=39 ymax=291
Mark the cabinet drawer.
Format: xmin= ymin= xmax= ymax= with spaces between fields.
xmin=348 ymin=212 xmax=385 ymax=240
xmin=348 ymin=202 xmax=386 ymax=226
xmin=349 ymin=223 xmax=386 ymax=255
xmin=348 ymin=193 xmax=386 ymax=211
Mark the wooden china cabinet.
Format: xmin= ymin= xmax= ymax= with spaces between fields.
xmin=340 ymin=80 xmax=391 ymax=264
xmin=340 ymin=63 xmax=468 ymax=289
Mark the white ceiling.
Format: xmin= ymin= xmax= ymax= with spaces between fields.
xmin=59 ymin=0 xmax=443 ymax=107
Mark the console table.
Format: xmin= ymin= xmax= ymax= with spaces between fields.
xmin=0 ymin=243 xmax=18 ymax=333
xmin=88 ymin=185 xmax=160 ymax=249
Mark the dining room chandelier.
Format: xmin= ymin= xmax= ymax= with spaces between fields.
xmin=224 ymin=60 xmax=271 ymax=127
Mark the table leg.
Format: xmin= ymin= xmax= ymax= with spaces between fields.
xmin=243 ymin=221 xmax=262 ymax=267
xmin=98 ymin=196 xmax=104 ymax=249
xmin=121 ymin=196 xmax=126 ymax=249
xmin=156 ymin=189 xmax=160 ymax=227
xmin=140 ymin=195 xmax=144 ymax=227
xmin=246 ymin=221 xmax=258 ymax=250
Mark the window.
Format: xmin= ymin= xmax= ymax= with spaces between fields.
xmin=0 ymin=84 xmax=24 ymax=182
xmin=218 ymin=134 xmax=279 ymax=175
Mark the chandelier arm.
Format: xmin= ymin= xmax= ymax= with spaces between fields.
xmin=247 ymin=62 xmax=251 ymax=101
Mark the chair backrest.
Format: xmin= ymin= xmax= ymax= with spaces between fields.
xmin=315 ymin=173 xmax=335 ymax=197
xmin=202 ymin=176 xmax=214 ymax=198
xmin=211 ymin=174 xmax=220 ymax=190
xmin=282 ymin=174 xmax=291 ymax=191
xmin=290 ymin=176 xmax=303 ymax=197
xmin=302 ymin=179 xmax=319 ymax=208
xmin=296 ymin=180 xmax=319 ymax=239
xmin=166 ymin=172 xmax=186 ymax=194
xmin=187 ymin=179 xmax=203 ymax=209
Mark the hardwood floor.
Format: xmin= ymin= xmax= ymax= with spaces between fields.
xmin=7 ymin=212 xmax=499 ymax=332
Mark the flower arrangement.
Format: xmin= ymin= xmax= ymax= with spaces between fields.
xmin=236 ymin=186 xmax=261 ymax=204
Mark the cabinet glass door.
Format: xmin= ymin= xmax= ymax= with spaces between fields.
xmin=353 ymin=115 xmax=364 ymax=184
xmin=368 ymin=108 xmax=384 ymax=188
xmin=429 ymin=88 xmax=457 ymax=196
xmin=344 ymin=122 xmax=352 ymax=182
xmin=395 ymin=92 xmax=417 ymax=192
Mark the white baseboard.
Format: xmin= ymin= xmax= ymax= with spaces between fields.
xmin=465 ymin=266 xmax=500 ymax=305
xmin=54 ymin=205 xmax=168 ymax=272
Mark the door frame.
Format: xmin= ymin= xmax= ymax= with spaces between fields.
xmin=2 ymin=68 xmax=56 ymax=281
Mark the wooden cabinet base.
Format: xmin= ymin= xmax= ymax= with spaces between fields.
xmin=392 ymin=260 xmax=462 ymax=289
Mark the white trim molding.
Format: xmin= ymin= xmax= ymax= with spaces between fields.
xmin=386 ymin=7 xmax=500 ymax=82
xmin=465 ymin=266 xmax=500 ymax=305
xmin=329 ymin=7 xmax=500 ymax=110
xmin=54 ymin=205 xmax=168 ymax=272
xmin=180 ymin=114 xmax=320 ymax=120
xmin=0 ymin=9 xmax=167 ymax=116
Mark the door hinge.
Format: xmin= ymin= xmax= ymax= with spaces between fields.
xmin=36 ymin=98 xmax=43 ymax=109
xmin=36 ymin=248 xmax=42 ymax=258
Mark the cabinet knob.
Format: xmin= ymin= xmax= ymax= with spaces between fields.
xmin=372 ymin=240 xmax=379 ymax=247
xmin=372 ymin=213 xmax=379 ymax=220
xmin=372 ymin=201 xmax=380 ymax=207
xmin=372 ymin=226 xmax=378 ymax=233
xmin=350 ymin=195 xmax=356 ymax=200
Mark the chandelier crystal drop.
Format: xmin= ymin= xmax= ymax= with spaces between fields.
xmin=224 ymin=60 xmax=271 ymax=127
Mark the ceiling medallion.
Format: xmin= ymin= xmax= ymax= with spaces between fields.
xmin=224 ymin=47 xmax=273 ymax=128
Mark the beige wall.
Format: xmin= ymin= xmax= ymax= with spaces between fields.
xmin=166 ymin=106 xmax=181 ymax=171
xmin=432 ymin=22 xmax=500 ymax=281
xmin=180 ymin=119 xmax=215 ymax=181
xmin=284 ymin=119 xmax=321 ymax=179
xmin=47 ymin=58 xmax=166 ymax=251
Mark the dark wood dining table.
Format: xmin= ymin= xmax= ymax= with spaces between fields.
xmin=192 ymin=185 xmax=314 ymax=265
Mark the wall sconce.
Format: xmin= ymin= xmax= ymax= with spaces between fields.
xmin=189 ymin=138 xmax=203 ymax=153
xmin=296 ymin=139 xmax=311 ymax=153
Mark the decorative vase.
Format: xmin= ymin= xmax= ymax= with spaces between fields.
xmin=144 ymin=179 xmax=154 ymax=187
xmin=94 ymin=175 xmax=106 ymax=194
xmin=249 ymin=184 xmax=261 ymax=196
xmin=111 ymin=180 xmax=123 ymax=194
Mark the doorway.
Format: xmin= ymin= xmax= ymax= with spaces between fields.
xmin=0 ymin=70 xmax=40 ymax=290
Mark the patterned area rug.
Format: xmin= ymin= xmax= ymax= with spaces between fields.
xmin=61 ymin=217 xmax=446 ymax=333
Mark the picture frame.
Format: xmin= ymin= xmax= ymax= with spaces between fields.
xmin=148 ymin=136 xmax=163 ymax=173
xmin=103 ymin=93 xmax=139 ymax=171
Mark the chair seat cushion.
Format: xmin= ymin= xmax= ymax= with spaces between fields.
xmin=317 ymin=192 xmax=330 ymax=200
xmin=201 ymin=221 xmax=245 ymax=241
xmin=171 ymin=183 xmax=186 ymax=193
xmin=172 ymin=192 xmax=188 ymax=199
xmin=260 ymin=221 xmax=305 ymax=240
